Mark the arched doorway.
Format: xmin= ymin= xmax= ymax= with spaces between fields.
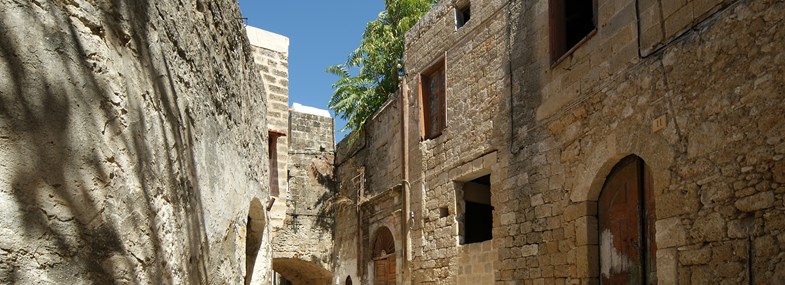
xmin=345 ymin=276 xmax=352 ymax=285
xmin=598 ymin=155 xmax=656 ymax=284
xmin=372 ymin=227 xmax=395 ymax=285
xmin=246 ymin=198 xmax=266 ymax=285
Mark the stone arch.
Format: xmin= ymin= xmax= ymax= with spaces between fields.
xmin=246 ymin=198 xmax=267 ymax=285
xmin=585 ymin=152 xmax=636 ymax=203
xmin=272 ymin=258 xmax=332 ymax=285
xmin=575 ymin=154 xmax=657 ymax=283
xmin=371 ymin=226 xmax=396 ymax=285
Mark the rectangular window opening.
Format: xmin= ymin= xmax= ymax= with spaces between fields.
xmin=549 ymin=0 xmax=597 ymax=64
xmin=455 ymin=2 xmax=471 ymax=29
xmin=461 ymin=175 xmax=492 ymax=244
xmin=439 ymin=207 xmax=450 ymax=218
xmin=419 ymin=59 xmax=446 ymax=139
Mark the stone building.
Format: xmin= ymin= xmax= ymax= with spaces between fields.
xmin=247 ymin=25 xmax=337 ymax=285
xmin=271 ymin=105 xmax=336 ymax=285
xmin=2 ymin=0 xmax=783 ymax=284
xmin=0 ymin=0 xmax=275 ymax=284
xmin=330 ymin=0 xmax=785 ymax=284
xmin=247 ymin=26 xmax=291 ymax=232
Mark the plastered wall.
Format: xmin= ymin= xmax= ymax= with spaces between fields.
xmin=0 ymin=0 xmax=272 ymax=284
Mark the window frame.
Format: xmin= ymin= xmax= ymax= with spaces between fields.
xmin=455 ymin=1 xmax=471 ymax=29
xmin=418 ymin=57 xmax=447 ymax=140
xmin=549 ymin=0 xmax=598 ymax=66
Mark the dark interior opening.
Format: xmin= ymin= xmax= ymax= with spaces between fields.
xmin=564 ymin=1 xmax=595 ymax=50
xmin=456 ymin=4 xmax=471 ymax=29
xmin=462 ymin=175 xmax=492 ymax=244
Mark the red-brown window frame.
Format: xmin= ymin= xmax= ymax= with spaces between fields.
xmin=268 ymin=129 xmax=286 ymax=197
xmin=418 ymin=58 xmax=446 ymax=140
xmin=549 ymin=0 xmax=598 ymax=66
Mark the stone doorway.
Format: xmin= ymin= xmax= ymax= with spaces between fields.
xmin=372 ymin=227 xmax=395 ymax=285
xmin=598 ymin=155 xmax=656 ymax=284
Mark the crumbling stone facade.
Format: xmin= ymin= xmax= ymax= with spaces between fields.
xmin=0 ymin=0 xmax=274 ymax=284
xmin=333 ymin=97 xmax=405 ymax=285
xmin=331 ymin=0 xmax=785 ymax=284
xmin=272 ymin=106 xmax=336 ymax=284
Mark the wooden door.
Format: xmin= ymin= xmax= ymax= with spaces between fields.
xmin=373 ymin=256 xmax=395 ymax=285
xmin=373 ymin=227 xmax=396 ymax=285
xmin=598 ymin=156 xmax=653 ymax=284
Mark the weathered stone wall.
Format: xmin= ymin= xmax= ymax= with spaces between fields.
xmin=0 ymin=0 xmax=272 ymax=284
xmin=456 ymin=240 xmax=497 ymax=285
xmin=271 ymin=107 xmax=335 ymax=284
xmin=498 ymin=0 xmax=785 ymax=283
xmin=403 ymin=0 xmax=510 ymax=283
xmin=247 ymin=26 xmax=290 ymax=231
xmin=393 ymin=0 xmax=785 ymax=284
xmin=333 ymin=97 xmax=404 ymax=285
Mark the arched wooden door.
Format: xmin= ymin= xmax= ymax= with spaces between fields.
xmin=598 ymin=155 xmax=656 ymax=284
xmin=372 ymin=227 xmax=396 ymax=285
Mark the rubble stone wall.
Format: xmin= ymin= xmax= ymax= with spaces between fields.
xmin=0 ymin=0 xmax=271 ymax=284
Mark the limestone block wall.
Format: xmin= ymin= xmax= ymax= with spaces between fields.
xmin=403 ymin=0 xmax=511 ymax=283
xmin=397 ymin=0 xmax=785 ymax=283
xmin=247 ymin=26 xmax=290 ymax=230
xmin=456 ymin=240 xmax=497 ymax=285
xmin=499 ymin=0 xmax=785 ymax=283
xmin=271 ymin=107 xmax=335 ymax=284
xmin=0 ymin=0 xmax=272 ymax=284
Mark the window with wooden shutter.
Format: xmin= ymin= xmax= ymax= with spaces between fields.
xmin=549 ymin=0 xmax=597 ymax=65
xmin=419 ymin=59 xmax=446 ymax=139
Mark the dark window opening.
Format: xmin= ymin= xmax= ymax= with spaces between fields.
xmin=461 ymin=175 xmax=492 ymax=244
xmin=455 ymin=3 xmax=471 ymax=29
xmin=439 ymin=207 xmax=449 ymax=218
xmin=420 ymin=60 xmax=446 ymax=139
xmin=549 ymin=0 xmax=597 ymax=64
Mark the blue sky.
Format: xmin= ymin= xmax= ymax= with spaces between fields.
xmin=238 ymin=1 xmax=386 ymax=142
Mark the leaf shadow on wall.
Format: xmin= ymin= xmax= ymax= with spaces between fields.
xmin=0 ymin=0 xmax=233 ymax=283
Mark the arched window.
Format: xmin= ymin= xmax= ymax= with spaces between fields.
xmin=372 ymin=227 xmax=395 ymax=285
xmin=345 ymin=276 xmax=352 ymax=285
xmin=598 ymin=155 xmax=656 ymax=284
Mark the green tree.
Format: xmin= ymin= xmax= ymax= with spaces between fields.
xmin=327 ymin=0 xmax=436 ymax=137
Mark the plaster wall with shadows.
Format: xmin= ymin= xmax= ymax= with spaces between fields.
xmin=0 ymin=0 xmax=272 ymax=284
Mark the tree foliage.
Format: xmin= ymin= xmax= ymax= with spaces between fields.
xmin=328 ymin=0 xmax=436 ymax=136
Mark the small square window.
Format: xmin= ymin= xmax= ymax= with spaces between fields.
xmin=459 ymin=175 xmax=492 ymax=244
xmin=419 ymin=59 xmax=446 ymax=139
xmin=549 ymin=0 xmax=597 ymax=64
xmin=455 ymin=2 xmax=471 ymax=29
xmin=439 ymin=207 xmax=450 ymax=218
